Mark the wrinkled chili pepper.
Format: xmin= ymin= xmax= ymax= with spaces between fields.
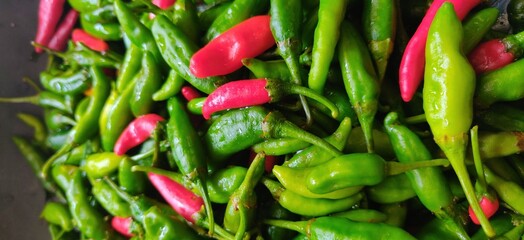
xmin=398 ymin=0 xmax=481 ymax=102
xmin=48 ymin=9 xmax=79 ymax=52
xmin=72 ymin=29 xmax=109 ymax=52
xmin=423 ymin=3 xmax=494 ymax=236
xmin=114 ymin=114 xmax=164 ymax=156
xmin=34 ymin=0 xmax=65 ymax=53
xmin=201 ymin=78 xmax=338 ymax=120
xmin=190 ymin=15 xmax=275 ymax=78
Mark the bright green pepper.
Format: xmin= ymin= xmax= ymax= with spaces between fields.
xmin=172 ymin=0 xmax=202 ymax=43
xmin=367 ymin=174 xmax=416 ymax=204
xmin=84 ymin=152 xmax=126 ymax=179
xmin=80 ymin=14 xmax=123 ymax=41
xmin=152 ymin=70 xmax=185 ymax=101
xmin=44 ymin=108 xmax=76 ymax=133
xmin=462 ymin=7 xmax=500 ymax=54
xmin=338 ymin=20 xmax=380 ymax=153
xmin=99 ymin=82 xmax=135 ymax=152
xmin=130 ymin=52 xmax=162 ymax=117
xmin=40 ymin=68 xmax=91 ymax=95
xmin=116 ymin=44 xmax=142 ymax=93
xmin=41 ymin=202 xmax=74 ymax=232
xmin=119 ymin=158 xmax=147 ymax=195
xmin=484 ymin=166 xmax=524 ymax=215
xmin=423 ymin=3 xmax=493 ymax=236
xmin=331 ymin=209 xmax=388 ymax=223
xmin=17 ymin=113 xmax=47 ymax=145
xmin=91 ymin=178 xmax=132 ymax=217
xmin=475 ymin=58 xmax=524 ymax=108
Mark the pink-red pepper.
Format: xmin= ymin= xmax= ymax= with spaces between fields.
xmin=398 ymin=0 xmax=481 ymax=102
xmin=72 ymin=29 xmax=110 ymax=52
xmin=113 ymin=114 xmax=165 ymax=156
xmin=147 ymin=173 xmax=204 ymax=223
xmin=48 ymin=9 xmax=79 ymax=52
xmin=34 ymin=0 xmax=65 ymax=53
xmin=467 ymin=29 xmax=524 ymax=74
xmin=190 ymin=15 xmax=275 ymax=78
xmin=111 ymin=216 xmax=134 ymax=238
xmin=469 ymin=196 xmax=500 ymax=225
xmin=152 ymin=0 xmax=176 ymax=10
xmin=201 ymin=78 xmax=339 ymax=120
xmin=181 ymin=86 xmax=202 ymax=102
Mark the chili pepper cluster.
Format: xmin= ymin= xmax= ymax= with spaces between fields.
xmin=6 ymin=0 xmax=524 ymax=239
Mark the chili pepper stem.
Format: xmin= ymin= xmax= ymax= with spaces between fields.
xmin=263 ymin=219 xmax=308 ymax=235
xmin=31 ymin=41 xmax=67 ymax=59
xmin=194 ymin=178 xmax=215 ymax=236
xmin=385 ymin=158 xmax=450 ymax=176
xmin=0 ymin=95 xmax=39 ymax=104
xmin=470 ymin=126 xmax=488 ymax=194
xmin=404 ymin=113 xmax=427 ymax=124
xmin=41 ymin=143 xmax=74 ymax=181
xmin=282 ymin=83 xmax=339 ymax=119
xmin=199 ymin=219 xmax=235 ymax=240
xmin=22 ymin=77 xmax=42 ymax=92
xmin=448 ymin=151 xmax=495 ymax=237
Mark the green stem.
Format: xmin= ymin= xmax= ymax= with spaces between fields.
xmin=263 ymin=219 xmax=308 ymax=235
xmin=471 ymin=126 xmax=487 ymax=194
xmin=0 ymin=95 xmax=39 ymax=104
xmin=386 ymin=158 xmax=450 ymax=176
xmin=285 ymin=83 xmax=339 ymax=119
xmin=404 ymin=113 xmax=427 ymax=124
xmin=41 ymin=143 xmax=74 ymax=181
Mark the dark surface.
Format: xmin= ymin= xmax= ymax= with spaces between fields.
xmin=0 ymin=0 xmax=50 ymax=239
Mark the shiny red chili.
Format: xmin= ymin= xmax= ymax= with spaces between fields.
xmin=152 ymin=0 xmax=175 ymax=9
xmin=468 ymin=39 xmax=517 ymax=74
xmin=469 ymin=196 xmax=499 ymax=225
xmin=72 ymin=29 xmax=110 ymax=52
xmin=48 ymin=9 xmax=78 ymax=51
xmin=181 ymin=86 xmax=202 ymax=102
xmin=34 ymin=0 xmax=65 ymax=53
xmin=190 ymin=15 xmax=275 ymax=78
xmin=111 ymin=216 xmax=134 ymax=238
xmin=113 ymin=114 xmax=164 ymax=156
xmin=147 ymin=173 xmax=204 ymax=223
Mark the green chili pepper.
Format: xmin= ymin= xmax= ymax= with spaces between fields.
xmin=152 ymin=70 xmax=185 ymax=101
xmin=242 ymin=58 xmax=293 ymax=83
xmin=44 ymin=108 xmax=76 ymax=133
xmin=172 ymin=0 xmax=201 ymax=43
xmin=47 ymin=224 xmax=79 ymax=240
xmin=338 ymin=20 xmax=380 ymax=153
xmin=198 ymin=2 xmax=232 ymax=30
xmin=416 ymin=217 xmax=466 ymax=240
xmin=81 ymin=4 xmax=117 ymax=23
xmin=476 ymin=58 xmax=524 ymax=108
xmin=99 ymin=83 xmax=135 ymax=152
xmin=283 ymin=117 xmax=351 ymax=168
xmin=68 ymin=0 xmax=105 ymax=13
xmin=367 ymin=174 xmax=416 ymax=204
xmin=119 ymin=158 xmax=147 ymax=195
xmin=300 ymin=6 xmax=318 ymax=51
xmin=40 ymin=68 xmax=91 ymax=95
xmin=206 ymin=166 xmax=247 ymax=204
xmin=477 ymin=131 xmax=524 ymax=159
xmin=143 ymin=206 xmax=204 ymax=240
xmin=251 ymin=138 xmax=310 ymax=156
xmin=152 ymin=15 xmax=228 ymax=94
xmin=362 ymin=0 xmax=397 ymax=83
xmin=17 ymin=113 xmax=47 ymax=144
xmin=380 ymin=202 xmax=408 ymax=228
xmin=484 ymin=165 xmax=524 ymax=215
xmin=265 ymin=216 xmax=416 ymax=239
xmin=331 ymin=209 xmax=388 ymax=223
xmin=423 ymin=3 xmax=494 ymax=236
xmin=224 ymin=153 xmax=265 ymax=238
xmin=308 ymin=0 xmax=348 ymax=94
xmin=45 ymin=129 xmax=71 ymax=151
xmin=114 ymin=0 xmax=164 ymax=65
xmin=52 ymin=165 xmax=115 ymax=239
xmin=205 ymin=0 xmax=268 ymax=42
xmin=462 ymin=7 xmax=499 ymax=54
xmin=80 ymin=14 xmax=123 ymax=41
xmin=0 ymin=91 xmax=75 ymax=114
xmin=74 ymin=97 xmax=90 ymax=121
xmin=91 ymin=178 xmax=132 ymax=217
xmin=471 ymin=213 xmax=516 ymax=240
xmin=41 ymin=202 xmax=74 ymax=232
xmin=130 ymin=52 xmax=162 ymax=117
xmin=84 ymin=152 xmax=126 ymax=179
xmin=485 ymin=158 xmax=524 ymax=185
xmin=478 ymin=104 xmax=524 ymax=132
xmin=204 ymin=106 xmax=341 ymax=163
xmin=166 ymin=97 xmax=215 ymax=233
xmin=310 ymin=86 xmax=358 ymax=123
xmin=262 ymin=200 xmax=299 ymax=240
xmin=116 ymin=44 xmax=142 ymax=93
xmin=262 ymin=178 xmax=363 ymax=216
xmin=65 ymin=44 xmax=122 ymax=68
xmin=54 ymin=141 xmax=98 ymax=166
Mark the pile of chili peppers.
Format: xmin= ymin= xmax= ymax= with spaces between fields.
xmin=6 ymin=0 xmax=524 ymax=239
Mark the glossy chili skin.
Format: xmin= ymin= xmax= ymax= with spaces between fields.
xmin=462 ymin=7 xmax=499 ymax=54
xmin=338 ymin=20 xmax=380 ymax=153
xmin=99 ymin=80 xmax=134 ymax=152
xmin=362 ymin=0 xmax=396 ymax=82
xmin=40 ymin=201 xmax=74 ymax=231
xmin=484 ymin=166 xmax=524 ymax=215
xmin=52 ymin=165 xmax=115 ymax=239
xmin=197 ymin=2 xmax=232 ymax=29
xmin=79 ymin=15 xmax=122 ymax=41
xmin=91 ymin=178 xmax=133 ymax=217
xmin=130 ymin=52 xmax=162 ymax=117
xmin=40 ymin=67 xmax=90 ymax=95
xmin=143 ymin=206 xmax=203 ymax=240
xmin=308 ymin=0 xmax=349 ymax=93
xmin=118 ymin=158 xmax=147 ymax=195
xmin=475 ymin=58 xmax=524 ymax=108
xmin=116 ymin=44 xmax=142 ymax=93
xmin=367 ymin=174 xmax=416 ymax=204
xmin=84 ymin=152 xmax=126 ymax=179
xmin=204 ymin=0 xmax=269 ymax=42
xmin=262 ymin=178 xmax=363 ymax=217
xmin=423 ymin=3 xmax=493 ymax=236
xmin=151 ymin=15 xmax=228 ymax=94
xmin=153 ymin=70 xmax=185 ymax=101
xmin=166 ymin=97 xmax=214 ymax=232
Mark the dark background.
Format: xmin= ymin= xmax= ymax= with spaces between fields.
xmin=0 ymin=0 xmax=50 ymax=239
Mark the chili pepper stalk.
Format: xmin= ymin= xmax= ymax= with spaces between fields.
xmin=423 ymin=3 xmax=494 ymax=236
xmin=202 ymin=78 xmax=339 ymax=120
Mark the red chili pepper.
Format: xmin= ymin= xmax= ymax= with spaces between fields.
xmin=398 ymin=0 xmax=481 ymax=102
xmin=48 ymin=9 xmax=79 ymax=52
xmin=111 ymin=216 xmax=134 ymax=238
xmin=468 ymin=196 xmax=499 ymax=225
xmin=201 ymin=78 xmax=339 ymax=120
xmin=34 ymin=0 xmax=66 ymax=53
xmin=152 ymin=0 xmax=176 ymax=10
xmin=190 ymin=15 xmax=275 ymax=78
xmin=147 ymin=173 xmax=204 ymax=223
xmin=113 ymin=114 xmax=165 ymax=156
xmin=467 ymin=28 xmax=524 ymax=74
xmin=72 ymin=29 xmax=110 ymax=52
xmin=181 ymin=86 xmax=202 ymax=102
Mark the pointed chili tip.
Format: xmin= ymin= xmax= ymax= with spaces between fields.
xmin=111 ymin=216 xmax=134 ymax=238
xmin=113 ymin=114 xmax=164 ymax=155
xmin=72 ymin=29 xmax=109 ymax=52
